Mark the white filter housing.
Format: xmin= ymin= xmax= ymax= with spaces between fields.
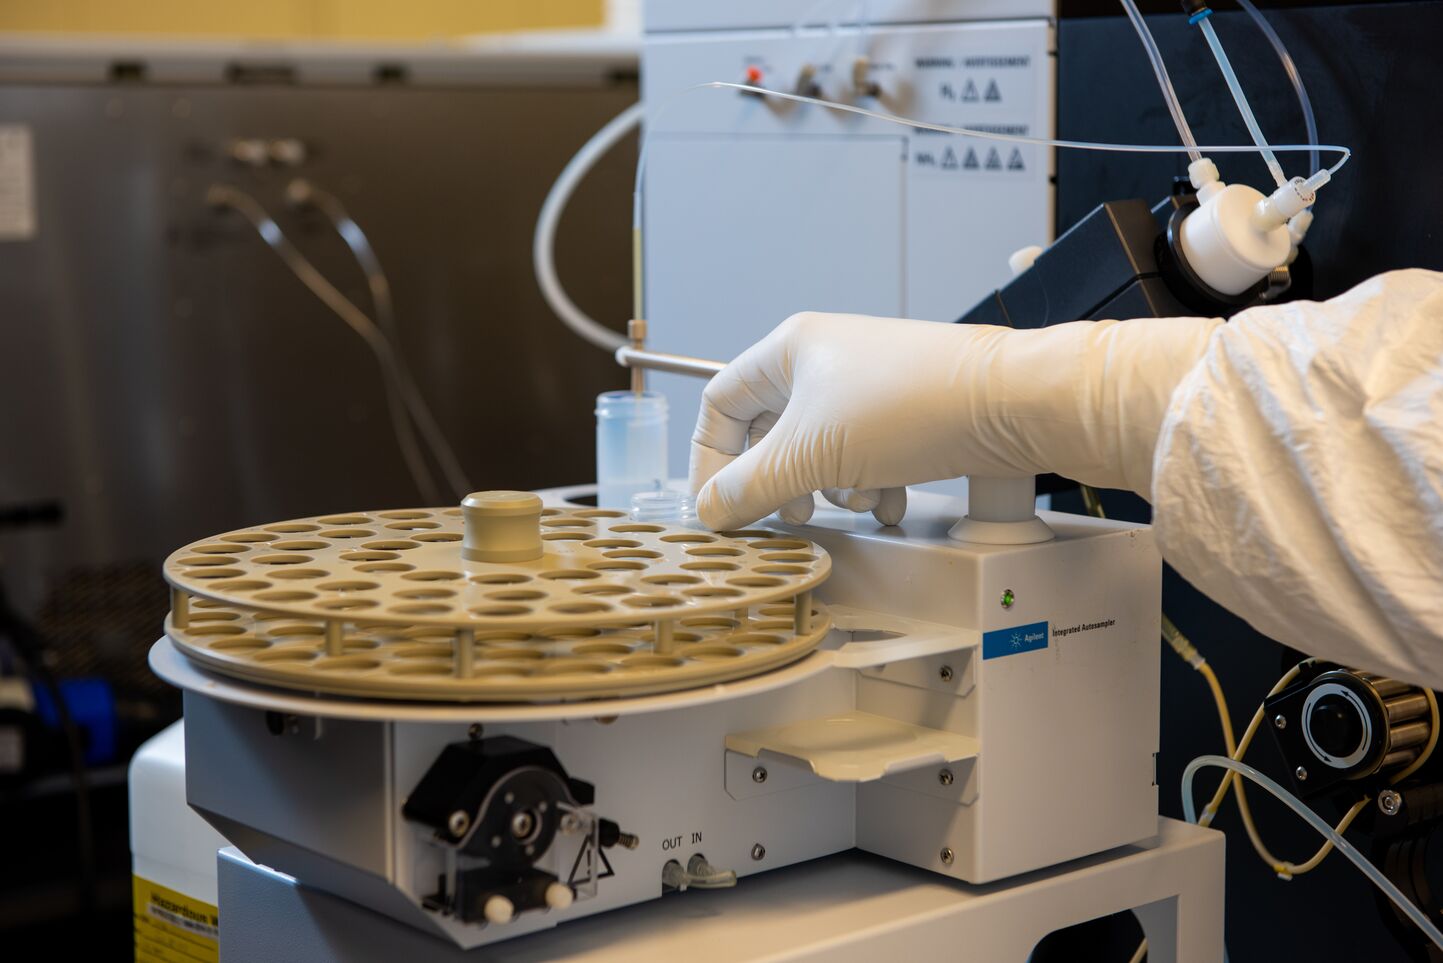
xmin=1178 ymin=182 xmax=1291 ymax=296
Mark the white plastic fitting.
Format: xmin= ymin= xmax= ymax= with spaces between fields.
xmin=1187 ymin=157 xmax=1224 ymax=204
xmin=1285 ymin=208 xmax=1315 ymax=265
xmin=1292 ymin=209 xmax=1316 ymax=265
xmin=1288 ymin=208 xmax=1315 ymax=246
xmin=948 ymin=476 xmax=1055 ymax=546
xmin=1178 ymin=182 xmax=1291 ymax=296
xmin=461 ymin=490 xmax=544 ymax=563
xmin=1253 ymin=176 xmax=1318 ymax=231
xmin=661 ymin=860 xmax=690 ymax=891
xmin=1007 ymin=245 xmax=1045 ymax=277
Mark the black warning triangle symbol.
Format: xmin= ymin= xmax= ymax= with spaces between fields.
xmin=984 ymin=147 xmax=1002 ymax=170
xmin=962 ymin=147 xmax=980 ymax=170
xmin=984 ymin=79 xmax=1001 ymax=102
xmin=961 ymin=78 xmax=979 ymax=102
xmin=941 ymin=146 xmax=959 ymax=170
xmin=1007 ymin=148 xmax=1025 ymax=171
xmin=568 ymin=835 xmax=617 ymax=885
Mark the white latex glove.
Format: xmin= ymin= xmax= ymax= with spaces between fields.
xmin=689 ymin=311 xmax=1223 ymax=531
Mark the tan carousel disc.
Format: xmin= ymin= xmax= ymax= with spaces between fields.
xmin=162 ymin=493 xmax=831 ymax=702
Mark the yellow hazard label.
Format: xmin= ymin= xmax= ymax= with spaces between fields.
xmin=133 ymin=875 xmax=219 ymax=963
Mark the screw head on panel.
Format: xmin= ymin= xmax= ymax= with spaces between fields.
xmin=1379 ymin=790 xmax=1403 ymax=816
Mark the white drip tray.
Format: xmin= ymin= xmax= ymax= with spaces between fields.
xmin=725 ymin=711 xmax=979 ymax=781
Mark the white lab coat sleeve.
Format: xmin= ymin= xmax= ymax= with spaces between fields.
xmin=1151 ymin=268 xmax=1443 ymax=688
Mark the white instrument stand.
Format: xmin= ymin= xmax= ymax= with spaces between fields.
xmin=218 ymin=817 xmax=1223 ymax=962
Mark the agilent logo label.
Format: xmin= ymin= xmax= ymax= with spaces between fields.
xmin=982 ymin=621 xmax=1049 ymax=660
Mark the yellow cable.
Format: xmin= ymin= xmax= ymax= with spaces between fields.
xmin=1083 ymin=486 xmax=1436 ymax=963
xmin=1199 ymin=664 xmax=1437 ymax=878
xmin=1199 ymin=662 xmax=1309 ymax=877
xmin=1186 ymin=648 xmax=1358 ymax=880
xmin=1079 ymin=488 xmax=1363 ymax=878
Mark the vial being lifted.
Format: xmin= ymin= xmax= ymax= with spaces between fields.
xmin=594 ymin=390 xmax=668 ymax=510
xmin=629 ymin=488 xmax=697 ymax=526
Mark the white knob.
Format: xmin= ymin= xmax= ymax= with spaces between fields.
xmin=545 ymin=882 xmax=574 ymax=910
xmin=1007 ymin=245 xmax=1044 ymax=277
xmin=483 ymin=894 xmax=515 ymax=925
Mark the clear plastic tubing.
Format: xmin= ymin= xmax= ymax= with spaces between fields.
xmin=536 ymin=101 xmax=641 ymax=349
xmin=1237 ymin=0 xmax=1319 ymax=176
xmin=1183 ymin=755 xmax=1443 ymax=950
xmin=596 ymin=391 xmax=668 ymax=511
xmin=1118 ymin=0 xmax=1201 ymax=163
xmin=631 ymin=82 xmax=1351 ymax=231
xmin=1196 ymin=13 xmax=1287 ymax=187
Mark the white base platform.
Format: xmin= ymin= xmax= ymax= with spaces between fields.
xmin=218 ymin=818 xmax=1224 ymax=962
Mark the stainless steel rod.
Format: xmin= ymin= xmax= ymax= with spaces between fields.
xmin=615 ymin=345 xmax=726 ymax=379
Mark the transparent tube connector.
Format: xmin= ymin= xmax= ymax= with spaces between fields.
xmin=596 ymin=390 xmax=668 ymax=511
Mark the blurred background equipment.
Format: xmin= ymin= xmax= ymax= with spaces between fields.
xmin=0 ymin=6 xmax=639 ymax=954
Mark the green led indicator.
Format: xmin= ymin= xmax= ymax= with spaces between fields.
xmin=1000 ymin=589 xmax=1015 ymax=609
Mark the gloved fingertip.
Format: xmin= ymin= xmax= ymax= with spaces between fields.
xmin=694 ymin=481 xmax=737 ymax=531
xmin=846 ymin=488 xmax=882 ymax=512
xmin=872 ymin=487 xmax=908 ymax=527
xmin=688 ymin=444 xmax=735 ymax=497
xmin=821 ymin=488 xmax=880 ymax=513
xmin=777 ymin=493 xmax=815 ymax=526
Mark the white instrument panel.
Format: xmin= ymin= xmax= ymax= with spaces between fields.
xmin=641 ymin=10 xmax=1055 ymax=479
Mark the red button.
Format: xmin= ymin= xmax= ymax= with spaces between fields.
xmin=745 ymin=65 xmax=764 ymax=85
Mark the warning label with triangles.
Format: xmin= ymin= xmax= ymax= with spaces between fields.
xmin=912 ymin=143 xmax=1031 ymax=175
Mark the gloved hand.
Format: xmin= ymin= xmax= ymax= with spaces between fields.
xmin=689 ymin=311 xmax=1223 ymax=531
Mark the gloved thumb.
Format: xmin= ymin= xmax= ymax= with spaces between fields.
xmin=695 ymin=421 xmax=817 ymax=531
